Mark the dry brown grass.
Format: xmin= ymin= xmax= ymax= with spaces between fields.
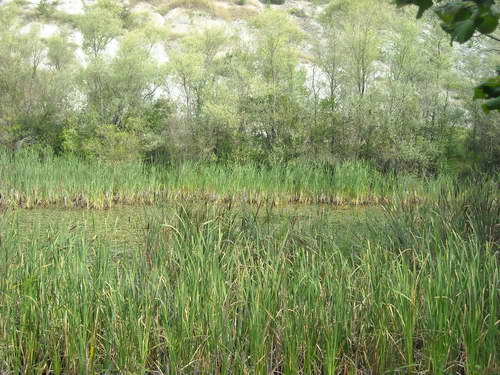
xmin=221 ymin=4 xmax=259 ymax=19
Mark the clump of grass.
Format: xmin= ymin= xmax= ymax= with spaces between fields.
xmin=289 ymin=7 xmax=307 ymax=18
xmin=370 ymin=179 xmax=499 ymax=253
xmin=0 ymin=183 xmax=497 ymax=373
xmin=0 ymin=149 xmax=167 ymax=209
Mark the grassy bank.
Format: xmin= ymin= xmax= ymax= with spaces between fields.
xmin=0 ymin=184 xmax=498 ymax=374
xmin=0 ymin=149 xmax=471 ymax=208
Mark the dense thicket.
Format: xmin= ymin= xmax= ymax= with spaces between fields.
xmin=0 ymin=0 xmax=499 ymax=173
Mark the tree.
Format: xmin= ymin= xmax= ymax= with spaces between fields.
xmin=77 ymin=0 xmax=124 ymax=59
xmin=167 ymin=27 xmax=234 ymax=161
xmin=0 ymin=2 xmax=77 ymax=150
xmin=249 ymin=10 xmax=305 ymax=160
xmin=394 ymin=0 xmax=500 ymax=112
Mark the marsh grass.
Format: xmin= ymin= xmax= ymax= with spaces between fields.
xmin=0 ymin=183 xmax=497 ymax=374
xmin=0 ymin=149 xmax=465 ymax=209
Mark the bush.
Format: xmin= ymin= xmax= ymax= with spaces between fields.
xmin=259 ymin=0 xmax=286 ymax=4
xmin=289 ymin=8 xmax=306 ymax=18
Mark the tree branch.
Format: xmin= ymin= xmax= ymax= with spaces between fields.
xmin=484 ymin=34 xmax=500 ymax=43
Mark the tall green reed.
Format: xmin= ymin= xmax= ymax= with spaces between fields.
xmin=0 ymin=148 xmax=470 ymax=208
xmin=0 ymin=182 xmax=497 ymax=374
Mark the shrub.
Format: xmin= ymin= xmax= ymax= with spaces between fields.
xmin=259 ymin=0 xmax=286 ymax=4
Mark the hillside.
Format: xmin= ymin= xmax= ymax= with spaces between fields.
xmin=3 ymin=0 xmax=326 ymax=65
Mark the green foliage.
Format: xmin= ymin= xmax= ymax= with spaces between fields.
xmin=77 ymin=0 xmax=124 ymax=58
xmin=474 ymin=68 xmax=500 ymax=111
xmin=0 ymin=2 xmax=498 ymax=170
xmin=34 ymin=0 xmax=58 ymax=20
xmin=394 ymin=0 xmax=500 ymax=111
xmin=46 ymin=33 xmax=77 ymax=70
xmin=395 ymin=0 xmax=434 ymax=18
xmin=289 ymin=7 xmax=306 ymax=18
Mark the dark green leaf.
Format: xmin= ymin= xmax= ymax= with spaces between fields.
xmin=394 ymin=0 xmax=434 ymax=18
xmin=476 ymin=0 xmax=495 ymax=12
xmin=477 ymin=14 xmax=499 ymax=34
xmin=451 ymin=18 xmax=476 ymax=43
xmin=435 ymin=2 xmax=473 ymax=24
xmin=474 ymin=87 xmax=487 ymax=100
xmin=482 ymin=97 xmax=500 ymax=113
xmin=394 ymin=0 xmax=500 ymax=112
xmin=475 ymin=77 xmax=500 ymax=98
xmin=475 ymin=76 xmax=500 ymax=112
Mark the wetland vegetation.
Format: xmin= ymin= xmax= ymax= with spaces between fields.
xmin=0 ymin=148 xmax=498 ymax=374
xmin=0 ymin=181 xmax=498 ymax=374
xmin=0 ymin=0 xmax=499 ymax=373
xmin=0 ymin=149 xmax=464 ymax=209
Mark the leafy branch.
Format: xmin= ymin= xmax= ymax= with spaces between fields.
xmin=395 ymin=0 xmax=500 ymax=112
